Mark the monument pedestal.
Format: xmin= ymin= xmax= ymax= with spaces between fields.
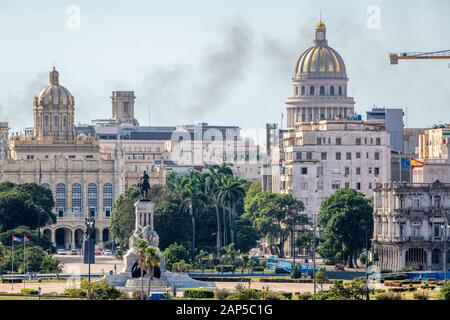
xmin=105 ymin=198 xmax=214 ymax=293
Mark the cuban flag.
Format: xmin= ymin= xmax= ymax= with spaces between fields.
xmin=12 ymin=235 xmax=22 ymax=242
xmin=24 ymin=235 xmax=30 ymax=242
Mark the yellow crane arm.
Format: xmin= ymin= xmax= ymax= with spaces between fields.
xmin=389 ymin=50 xmax=450 ymax=64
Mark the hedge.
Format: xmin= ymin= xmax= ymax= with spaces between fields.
xmin=215 ymin=265 xmax=235 ymax=273
xmin=183 ymin=289 xmax=215 ymax=299
xmin=21 ymin=288 xmax=39 ymax=295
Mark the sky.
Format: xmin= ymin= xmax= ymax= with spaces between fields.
xmin=0 ymin=0 xmax=449 ymax=135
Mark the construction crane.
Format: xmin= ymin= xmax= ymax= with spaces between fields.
xmin=389 ymin=50 xmax=450 ymax=64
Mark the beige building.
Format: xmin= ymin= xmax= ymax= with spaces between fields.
xmin=414 ymin=126 xmax=450 ymax=183
xmin=0 ymin=68 xmax=118 ymax=250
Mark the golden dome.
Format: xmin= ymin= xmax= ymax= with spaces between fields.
xmin=315 ymin=21 xmax=326 ymax=30
xmin=294 ymin=23 xmax=346 ymax=79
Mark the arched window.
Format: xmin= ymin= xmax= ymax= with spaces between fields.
xmin=310 ymin=86 xmax=315 ymax=96
xmin=338 ymin=86 xmax=342 ymax=96
xmin=330 ymin=86 xmax=335 ymax=96
xmin=63 ymin=115 xmax=67 ymax=129
xmin=103 ymin=183 xmax=113 ymax=217
xmin=72 ymin=183 xmax=82 ymax=215
xmin=44 ymin=116 xmax=49 ymax=132
xmin=88 ymin=183 xmax=98 ymax=216
xmin=54 ymin=115 xmax=59 ymax=131
xmin=434 ymin=196 xmax=441 ymax=209
xmin=301 ymin=86 xmax=305 ymax=96
xmin=320 ymin=86 xmax=325 ymax=96
xmin=56 ymin=183 xmax=66 ymax=217
xmin=41 ymin=183 xmax=50 ymax=190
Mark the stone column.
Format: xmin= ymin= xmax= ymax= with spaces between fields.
xmin=51 ymin=229 xmax=56 ymax=245
xmin=71 ymin=229 xmax=76 ymax=250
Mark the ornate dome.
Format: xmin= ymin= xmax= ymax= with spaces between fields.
xmin=294 ymin=21 xmax=347 ymax=79
xmin=35 ymin=67 xmax=74 ymax=108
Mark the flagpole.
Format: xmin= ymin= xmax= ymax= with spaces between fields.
xmin=23 ymin=234 xmax=26 ymax=288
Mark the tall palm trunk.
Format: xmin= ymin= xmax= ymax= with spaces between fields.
xmin=147 ymin=267 xmax=153 ymax=298
xmin=230 ymin=203 xmax=236 ymax=245
xmin=141 ymin=268 xmax=144 ymax=300
xmin=191 ymin=215 xmax=196 ymax=263
xmin=215 ymin=203 xmax=221 ymax=257
xmin=222 ymin=208 xmax=227 ymax=246
xmin=228 ymin=203 xmax=233 ymax=244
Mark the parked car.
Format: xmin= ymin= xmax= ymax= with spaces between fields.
xmin=71 ymin=249 xmax=78 ymax=255
xmin=266 ymin=256 xmax=278 ymax=263
xmin=103 ymin=249 xmax=112 ymax=256
xmin=95 ymin=249 xmax=102 ymax=256
xmin=275 ymin=267 xmax=290 ymax=275
xmin=334 ymin=263 xmax=345 ymax=271
xmin=56 ymin=249 xmax=66 ymax=255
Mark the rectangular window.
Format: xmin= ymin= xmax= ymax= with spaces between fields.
xmin=332 ymin=180 xmax=340 ymax=190
xmin=356 ymin=152 xmax=361 ymax=159
xmin=356 ymin=167 xmax=361 ymax=175
xmin=369 ymin=182 xmax=372 ymax=189
xmin=345 ymin=167 xmax=350 ymax=175
xmin=356 ymin=182 xmax=361 ymax=190
xmin=300 ymin=181 xmax=308 ymax=190
xmin=301 ymin=167 xmax=308 ymax=175
xmin=321 ymin=152 xmax=327 ymax=160
xmin=376 ymin=137 xmax=381 ymax=145
xmin=369 ymin=167 xmax=373 ymax=174
xmin=336 ymin=138 xmax=341 ymax=145
xmin=375 ymin=152 xmax=380 ymax=160
xmin=345 ymin=182 xmax=350 ymax=188
xmin=296 ymin=152 xmax=302 ymax=160
xmin=346 ymin=152 xmax=352 ymax=160
xmin=356 ymin=138 xmax=361 ymax=145
xmin=374 ymin=167 xmax=380 ymax=175
xmin=306 ymin=152 xmax=312 ymax=160
xmin=316 ymin=138 xmax=321 ymax=145
xmin=336 ymin=152 xmax=341 ymax=160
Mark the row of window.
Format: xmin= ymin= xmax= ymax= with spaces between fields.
xmin=25 ymin=154 xmax=94 ymax=160
xmin=299 ymin=166 xmax=381 ymax=176
xmin=315 ymin=137 xmax=381 ymax=146
xmin=42 ymin=183 xmax=113 ymax=217
xmin=37 ymin=114 xmax=70 ymax=132
xmin=296 ymin=85 xmax=345 ymax=97
xmin=295 ymin=151 xmax=382 ymax=161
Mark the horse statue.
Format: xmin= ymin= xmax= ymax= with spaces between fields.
xmin=137 ymin=170 xmax=151 ymax=199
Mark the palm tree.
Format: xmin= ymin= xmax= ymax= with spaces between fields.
xmin=181 ymin=183 xmax=207 ymax=263
xmin=205 ymin=167 xmax=226 ymax=257
xmin=195 ymin=250 xmax=209 ymax=274
xmin=144 ymin=246 xmax=161 ymax=298
xmin=135 ymin=239 xmax=148 ymax=299
xmin=219 ymin=175 xmax=245 ymax=245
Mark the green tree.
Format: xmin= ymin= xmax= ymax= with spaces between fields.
xmin=0 ymin=226 xmax=53 ymax=251
xmin=234 ymin=217 xmax=259 ymax=253
xmin=296 ymin=230 xmax=315 ymax=257
xmin=218 ymin=175 xmax=245 ymax=246
xmin=318 ymin=188 xmax=373 ymax=267
xmin=181 ymin=181 xmax=207 ymax=263
xmin=110 ymin=188 xmax=140 ymax=248
xmin=247 ymin=193 xmax=307 ymax=257
xmin=0 ymin=183 xmax=56 ymax=232
xmin=439 ymin=280 xmax=450 ymax=300
xmin=316 ymin=267 xmax=329 ymax=290
xmin=195 ymin=250 xmax=210 ymax=273
xmin=163 ymin=243 xmax=189 ymax=271
xmin=135 ymin=238 xmax=149 ymax=299
xmin=144 ymin=246 xmax=160 ymax=297
xmin=40 ymin=254 xmax=63 ymax=273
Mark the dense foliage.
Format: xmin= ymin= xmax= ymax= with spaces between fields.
xmin=0 ymin=182 xmax=56 ymax=232
xmin=318 ymin=188 xmax=373 ymax=267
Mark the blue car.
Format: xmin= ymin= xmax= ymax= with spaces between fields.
xmin=266 ymin=256 xmax=279 ymax=263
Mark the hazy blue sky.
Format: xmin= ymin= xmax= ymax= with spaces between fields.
xmin=0 ymin=0 xmax=449 ymax=133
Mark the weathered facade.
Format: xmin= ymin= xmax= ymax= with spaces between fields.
xmin=373 ymin=181 xmax=450 ymax=271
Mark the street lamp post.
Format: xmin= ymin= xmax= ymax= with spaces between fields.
xmin=312 ymin=214 xmax=317 ymax=294
xmin=360 ymin=219 xmax=369 ymax=301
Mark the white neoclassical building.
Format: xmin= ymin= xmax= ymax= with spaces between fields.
xmin=0 ymin=68 xmax=119 ymax=249
xmin=272 ymin=21 xmax=391 ymax=217
xmin=373 ymin=181 xmax=450 ymax=271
